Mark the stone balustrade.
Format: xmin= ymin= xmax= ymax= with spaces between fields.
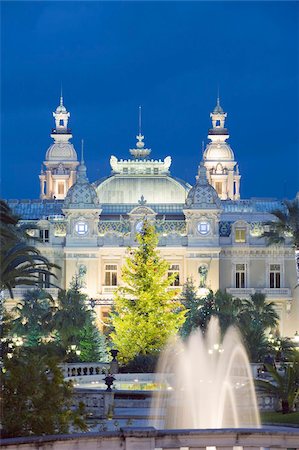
xmin=1 ymin=427 xmax=299 ymax=450
xmin=60 ymin=362 xmax=110 ymax=378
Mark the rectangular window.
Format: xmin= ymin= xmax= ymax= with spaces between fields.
xmin=105 ymin=264 xmax=117 ymax=286
xmin=235 ymin=228 xmax=246 ymax=243
xmin=215 ymin=182 xmax=222 ymax=195
xmin=168 ymin=264 xmax=180 ymax=286
xmin=270 ymin=264 xmax=281 ymax=288
xmin=39 ymin=229 xmax=49 ymax=243
xmin=39 ymin=272 xmax=50 ymax=288
xmin=58 ymin=182 xmax=64 ymax=195
xmin=235 ymin=263 xmax=246 ymax=288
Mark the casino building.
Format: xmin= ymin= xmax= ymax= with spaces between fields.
xmin=6 ymin=96 xmax=299 ymax=337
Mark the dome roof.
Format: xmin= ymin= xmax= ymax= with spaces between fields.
xmin=64 ymin=161 xmax=99 ymax=209
xmin=185 ymin=163 xmax=221 ymax=209
xmin=56 ymin=104 xmax=67 ymax=113
xmin=94 ymin=174 xmax=191 ymax=204
xmin=45 ymin=143 xmax=78 ymax=161
xmin=204 ymin=142 xmax=234 ymax=161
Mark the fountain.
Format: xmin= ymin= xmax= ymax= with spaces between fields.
xmin=151 ymin=317 xmax=261 ymax=429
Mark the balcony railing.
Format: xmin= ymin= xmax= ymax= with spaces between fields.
xmin=226 ymin=288 xmax=255 ymax=297
xmin=3 ymin=287 xmax=59 ymax=299
xmin=2 ymin=428 xmax=299 ymax=450
xmin=261 ymin=288 xmax=292 ymax=298
xmin=102 ymin=286 xmax=118 ymax=294
xmin=226 ymin=287 xmax=292 ymax=299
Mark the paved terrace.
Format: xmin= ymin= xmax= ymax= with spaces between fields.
xmin=1 ymin=427 xmax=299 ymax=450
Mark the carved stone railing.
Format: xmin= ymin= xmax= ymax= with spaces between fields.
xmin=261 ymin=288 xmax=292 ymax=298
xmin=2 ymin=428 xmax=299 ymax=450
xmin=226 ymin=288 xmax=255 ymax=297
xmin=61 ymin=362 xmax=109 ymax=378
xmin=226 ymin=287 xmax=292 ymax=300
xmin=3 ymin=287 xmax=59 ymax=300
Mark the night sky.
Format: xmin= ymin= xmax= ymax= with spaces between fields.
xmin=1 ymin=1 xmax=298 ymax=200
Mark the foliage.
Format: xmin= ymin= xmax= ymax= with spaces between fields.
xmin=12 ymin=289 xmax=56 ymax=347
xmin=261 ymin=411 xmax=299 ymax=425
xmin=242 ymin=322 xmax=270 ymax=363
xmin=120 ymin=354 xmax=159 ymax=373
xmin=110 ymin=220 xmax=185 ymax=363
xmin=181 ymin=288 xmax=243 ymax=337
xmin=262 ymin=198 xmax=299 ymax=286
xmin=79 ymin=318 xmax=109 ymax=362
xmin=237 ymin=293 xmax=279 ymax=362
xmin=256 ymin=357 xmax=299 ymax=413
xmin=179 ymin=288 xmax=280 ymax=363
xmin=1 ymin=349 xmax=87 ymax=438
xmin=0 ymin=200 xmax=59 ymax=297
xmin=180 ymin=278 xmax=202 ymax=337
xmin=240 ymin=292 xmax=280 ymax=330
xmin=9 ymin=286 xmax=108 ymax=363
xmin=52 ymin=288 xmax=89 ymax=351
xmin=262 ymin=199 xmax=299 ymax=249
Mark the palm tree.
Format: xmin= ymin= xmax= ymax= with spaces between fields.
xmin=240 ymin=292 xmax=279 ymax=330
xmin=263 ymin=198 xmax=299 ymax=283
xmin=0 ymin=200 xmax=59 ymax=298
xmin=256 ymin=359 xmax=299 ymax=413
xmin=213 ymin=290 xmax=243 ymax=335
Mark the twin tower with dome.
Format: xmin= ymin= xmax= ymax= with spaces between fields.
xmin=6 ymin=96 xmax=298 ymax=337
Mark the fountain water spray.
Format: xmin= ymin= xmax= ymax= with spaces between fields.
xmin=151 ymin=317 xmax=260 ymax=429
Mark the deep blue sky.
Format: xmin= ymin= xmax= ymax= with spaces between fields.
xmin=1 ymin=1 xmax=299 ymax=200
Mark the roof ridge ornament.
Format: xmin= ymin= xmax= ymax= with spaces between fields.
xmin=138 ymin=195 xmax=147 ymax=205
xmin=129 ymin=106 xmax=151 ymax=159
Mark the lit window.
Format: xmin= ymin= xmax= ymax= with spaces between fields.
xmin=235 ymin=228 xmax=246 ymax=243
xmin=270 ymin=264 xmax=281 ymax=288
xmin=235 ymin=264 xmax=246 ymax=288
xmin=39 ymin=229 xmax=49 ymax=243
xmin=105 ymin=264 xmax=117 ymax=286
xmin=168 ymin=264 xmax=180 ymax=286
xmin=58 ymin=182 xmax=64 ymax=195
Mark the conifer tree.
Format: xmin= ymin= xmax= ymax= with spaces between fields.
xmin=79 ymin=318 xmax=109 ymax=362
xmin=180 ymin=278 xmax=202 ymax=338
xmin=110 ymin=220 xmax=185 ymax=363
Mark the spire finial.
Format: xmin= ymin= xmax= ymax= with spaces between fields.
xmin=217 ymin=85 xmax=220 ymax=106
xmin=81 ymin=139 xmax=84 ymax=163
xmin=138 ymin=105 xmax=142 ymax=135
xmin=202 ymin=140 xmax=205 ymax=155
xmin=60 ymin=83 xmax=63 ymax=107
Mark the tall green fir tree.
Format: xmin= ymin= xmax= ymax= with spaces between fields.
xmin=110 ymin=220 xmax=185 ymax=363
xmin=180 ymin=278 xmax=202 ymax=338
